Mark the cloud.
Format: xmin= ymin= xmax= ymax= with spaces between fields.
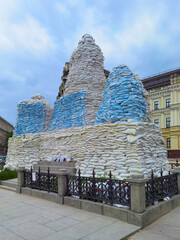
xmin=0 ymin=0 xmax=179 ymax=126
xmin=0 ymin=1 xmax=55 ymax=54
xmin=55 ymin=2 xmax=69 ymax=15
xmin=11 ymin=17 xmax=55 ymax=54
xmin=1 ymin=71 xmax=26 ymax=84
xmin=60 ymin=0 xmax=177 ymax=71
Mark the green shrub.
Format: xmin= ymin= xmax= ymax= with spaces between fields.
xmin=0 ymin=168 xmax=17 ymax=181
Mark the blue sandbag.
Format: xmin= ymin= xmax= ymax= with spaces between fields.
xmin=14 ymin=102 xmax=46 ymax=136
xmin=95 ymin=65 xmax=147 ymax=125
xmin=49 ymin=91 xmax=86 ymax=131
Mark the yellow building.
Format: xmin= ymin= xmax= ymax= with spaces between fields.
xmin=142 ymin=68 xmax=180 ymax=161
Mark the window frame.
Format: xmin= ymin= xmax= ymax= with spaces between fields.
xmin=154 ymin=119 xmax=160 ymax=127
xmin=166 ymin=118 xmax=171 ymax=128
xmin=166 ymin=98 xmax=171 ymax=108
xmin=167 ymin=138 xmax=171 ymax=148
xmin=154 ymin=100 xmax=159 ymax=110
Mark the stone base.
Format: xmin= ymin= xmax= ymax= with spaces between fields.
xmin=6 ymin=122 xmax=168 ymax=179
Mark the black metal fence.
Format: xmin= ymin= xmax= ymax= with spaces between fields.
xmin=169 ymin=160 xmax=179 ymax=169
xmin=23 ymin=166 xmax=179 ymax=209
xmin=67 ymin=169 xmax=130 ymax=207
xmin=145 ymin=169 xmax=178 ymax=206
xmin=24 ymin=167 xmax=58 ymax=193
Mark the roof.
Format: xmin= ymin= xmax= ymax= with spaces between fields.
xmin=0 ymin=116 xmax=14 ymax=129
xmin=142 ymin=67 xmax=180 ymax=90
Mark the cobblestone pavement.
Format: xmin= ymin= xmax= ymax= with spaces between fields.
xmin=0 ymin=189 xmax=139 ymax=240
xmin=129 ymin=206 xmax=180 ymax=240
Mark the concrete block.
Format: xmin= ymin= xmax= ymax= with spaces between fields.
xmin=171 ymin=194 xmax=180 ymax=209
xmin=103 ymin=205 xmax=128 ymax=222
xmin=21 ymin=187 xmax=64 ymax=204
xmin=64 ymin=197 xmax=81 ymax=209
xmin=16 ymin=186 xmax=21 ymax=193
xmin=31 ymin=189 xmax=43 ymax=199
xmin=142 ymin=205 xmax=161 ymax=227
xmin=21 ymin=187 xmax=32 ymax=196
xmin=160 ymin=200 xmax=172 ymax=216
xmin=43 ymin=192 xmax=64 ymax=204
xmin=81 ymin=200 xmax=103 ymax=215
xmin=127 ymin=211 xmax=143 ymax=227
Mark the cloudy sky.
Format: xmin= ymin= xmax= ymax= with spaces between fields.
xmin=0 ymin=0 xmax=179 ymax=126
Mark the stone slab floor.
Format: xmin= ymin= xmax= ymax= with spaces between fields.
xmin=0 ymin=189 xmax=139 ymax=240
xmin=129 ymin=206 xmax=180 ymax=240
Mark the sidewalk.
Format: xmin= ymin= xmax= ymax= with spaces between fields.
xmin=129 ymin=206 xmax=180 ymax=240
xmin=0 ymin=189 xmax=139 ymax=240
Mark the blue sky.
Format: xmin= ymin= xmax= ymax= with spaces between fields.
xmin=0 ymin=0 xmax=179 ymax=126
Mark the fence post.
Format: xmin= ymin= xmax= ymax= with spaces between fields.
xmin=128 ymin=174 xmax=147 ymax=213
xmin=38 ymin=167 xmax=41 ymax=191
xmin=57 ymin=169 xmax=68 ymax=197
xmin=92 ymin=169 xmax=96 ymax=201
xmin=108 ymin=171 xmax=113 ymax=205
xmin=78 ymin=169 xmax=82 ymax=199
xmin=172 ymin=167 xmax=180 ymax=194
xmin=16 ymin=166 xmax=25 ymax=193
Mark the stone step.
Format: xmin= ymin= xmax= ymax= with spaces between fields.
xmin=0 ymin=180 xmax=17 ymax=188
xmin=0 ymin=185 xmax=16 ymax=192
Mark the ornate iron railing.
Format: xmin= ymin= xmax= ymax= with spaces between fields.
xmin=169 ymin=160 xmax=179 ymax=169
xmin=146 ymin=170 xmax=178 ymax=206
xmin=24 ymin=167 xmax=58 ymax=193
xmin=67 ymin=170 xmax=130 ymax=207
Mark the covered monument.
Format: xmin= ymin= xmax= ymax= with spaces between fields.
xmin=5 ymin=34 xmax=168 ymax=179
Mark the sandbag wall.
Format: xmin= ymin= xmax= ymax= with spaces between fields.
xmin=49 ymin=91 xmax=86 ymax=130
xmin=13 ymin=95 xmax=53 ymax=136
xmin=6 ymin=122 xmax=168 ymax=179
xmin=95 ymin=65 xmax=148 ymax=124
xmin=63 ymin=34 xmax=107 ymax=126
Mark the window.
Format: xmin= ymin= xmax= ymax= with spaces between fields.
xmin=166 ymin=98 xmax=171 ymax=108
xmin=167 ymin=138 xmax=171 ymax=148
xmin=154 ymin=119 xmax=160 ymax=127
xmin=166 ymin=118 xmax=171 ymax=128
xmin=154 ymin=101 xmax=159 ymax=110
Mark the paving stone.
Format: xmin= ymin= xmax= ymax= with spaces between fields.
xmin=0 ymin=189 xmax=140 ymax=240
xmin=129 ymin=230 xmax=172 ymax=240
xmin=45 ymin=216 xmax=80 ymax=231
xmin=129 ymin=206 xmax=180 ymax=240
xmin=10 ymin=221 xmax=55 ymax=240
xmin=81 ymin=221 xmax=139 ymax=240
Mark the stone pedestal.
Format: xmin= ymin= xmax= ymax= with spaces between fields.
xmin=57 ymin=169 xmax=68 ymax=196
xmin=172 ymin=167 xmax=180 ymax=194
xmin=17 ymin=166 xmax=25 ymax=193
xmin=129 ymin=174 xmax=147 ymax=213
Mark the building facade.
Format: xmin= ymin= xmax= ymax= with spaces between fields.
xmin=142 ymin=68 xmax=180 ymax=160
xmin=0 ymin=116 xmax=14 ymax=155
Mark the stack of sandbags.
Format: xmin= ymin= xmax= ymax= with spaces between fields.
xmin=64 ymin=34 xmax=107 ymax=126
xmin=49 ymin=91 xmax=86 ymax=131
xmin=14 ymin=95 xmax=53 ymax=136
xmin=95 ymin=65 xmax=148 ymax=124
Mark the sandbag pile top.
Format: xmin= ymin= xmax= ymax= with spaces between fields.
xmin=95 ymin=65 xmax=147 ymax=124
xmin=14 ymin=95 xmax=53 ymax=136
xmin=64 ymin=34 xmax=107 ymax=125
xmin=49 ymin=91 xmax=86 ymax=131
